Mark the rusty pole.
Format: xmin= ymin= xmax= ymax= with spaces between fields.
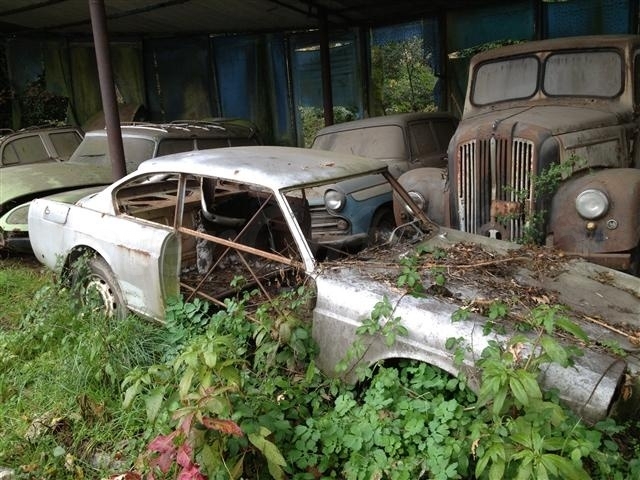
xmin=318 ymin=7 xmax=334 ymax=127
xmin=88 ymin=0 xmax=126 ymax=180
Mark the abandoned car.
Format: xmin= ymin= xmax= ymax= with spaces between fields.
xmin=0 ymin=119 xmax=261 ymax=254
xmin=0 ymin=124 xmax=83 ymax=168
xmin=310 ymin=112 xmax=457 ymax=252
xmin=27 ymin=145 xmax=640 ymax=424
xmin=394 ymin=35 xmax=640 ymax=274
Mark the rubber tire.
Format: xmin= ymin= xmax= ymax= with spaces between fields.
xmin=368 ymin=206 xmax=395 ymax=246
xmin=75 ymin=256 xmax=128 ymax=319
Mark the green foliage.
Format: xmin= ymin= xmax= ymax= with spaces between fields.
xmin=468 ymin=304 xmax=615 ymax=480
xmin=503 ymin=154 xmax=587 ymax=245
xmin=370 ymin=36 xmax=438 ymax=115
xmin=126 ymin=285 xmax=321 ymax=479
xmin=397 ymin=244 xmax=448 ymax=296
xmin=454 ymin=39 xmax=525 ymax=59
xmin=17 ymin=74 xmax=70 ymax=127
xmin=0 ymin=257 xmax=51 ymax=329
xmin=298 ymin=105 xmax=357 ymax=147
xmin=0 ymin=261 xmax=166 ymax=478
xmin=288 ymin=360 xmax=476 ymax=480
xmin=335 ymin=296 xmax=408 ymax=381
xmin=2 ymin=261 xmax=639 ymax=479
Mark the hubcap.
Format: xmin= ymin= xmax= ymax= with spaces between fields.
xmin=84 ymin=275 xmax=116 ymax=317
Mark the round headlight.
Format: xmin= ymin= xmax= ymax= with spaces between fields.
xmin=575 ymin=189 xmax=609 ymax=220
xmin=325 ymin=189 xmax=346 ymax=212
xmin=404 ymin=191 xmax=426 ymax=216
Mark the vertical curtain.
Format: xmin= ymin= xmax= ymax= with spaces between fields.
xmin=143 ymin=36 xmax=214 ymax=123
xmin=543 ymin=0 xmax=632 ymax=37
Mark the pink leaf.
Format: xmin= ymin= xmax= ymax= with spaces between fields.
xmin=200 ymin=417 xmax=244 ymax=437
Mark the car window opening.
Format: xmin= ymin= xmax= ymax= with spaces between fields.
xmin=113 ymin=172 xmax=311 ymax=310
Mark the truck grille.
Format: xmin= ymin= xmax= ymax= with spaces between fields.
xmin=456 ymin=138 xmax=535 ymax=241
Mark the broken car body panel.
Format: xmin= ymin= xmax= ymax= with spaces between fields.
xmin=28 ymin=146 xmax=640 ymax=424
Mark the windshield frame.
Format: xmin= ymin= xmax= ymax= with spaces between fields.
xmin=470 ymin=47 xmax=625 ymax=107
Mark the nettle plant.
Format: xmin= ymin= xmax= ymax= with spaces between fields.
xmin=449 ymin=302 xmax=638 ymax=480
xmin=502 ymin=154 xmax=586 ymax=245
xmin=118 ymin=254 xmax=638 ymax=479
xmin=392 ymin=249 xmax=638 ymax=480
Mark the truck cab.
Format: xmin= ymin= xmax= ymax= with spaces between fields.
xmin=395 ymin=35 xmax=640 ymax=273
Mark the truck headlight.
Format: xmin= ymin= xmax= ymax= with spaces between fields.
xmin=325 ymin=189 xmax=346 ymax=212
xmin=404 ymin=191 xmax=426 ymax=216
xmin=575 ymin=189 xmax=609 ymax=220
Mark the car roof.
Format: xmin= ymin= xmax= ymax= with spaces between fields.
xmin=136 ymin=145 xmax=389 ymax=190
xmin=469 ymin=34 xmax=640 ymax=65
xmin=314 ymin=112 xmax=457 ymax=136
xmin=0 ymin=124 xmax=82 ymax=143
xmin=83 ymin=119 xmax=259 ymax=141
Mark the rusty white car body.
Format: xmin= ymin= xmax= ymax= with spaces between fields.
xmin=28 ymin=146 xmax=640 ymax=424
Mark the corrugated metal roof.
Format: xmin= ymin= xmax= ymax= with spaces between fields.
xmin=0 ymin=0 xmax=489 ymax=37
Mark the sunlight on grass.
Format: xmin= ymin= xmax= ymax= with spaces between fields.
xmin=0 ymin=257 xmax=51 ymax=329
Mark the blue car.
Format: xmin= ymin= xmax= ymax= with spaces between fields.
xmin=310 ymin=112 xmax=457 ymax=253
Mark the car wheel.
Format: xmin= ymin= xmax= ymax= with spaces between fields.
xmin=368 ymin=206 xmax=395 ymax=246
xmin=73 ymin=256 xmax=128 ymax=319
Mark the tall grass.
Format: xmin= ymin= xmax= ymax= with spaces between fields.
xmin=0 ymin=257 xmax=166 ymax=478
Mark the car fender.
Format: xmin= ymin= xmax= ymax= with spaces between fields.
xmin=29 ymin=198 xmax=176 ymax=320
xmin=393 ymin=167 xmax=449 ymax=226
xmin=549 ymin=168 xmax=640 ymax=255
xmin=312 ymin=262 xmax=627 ymax=424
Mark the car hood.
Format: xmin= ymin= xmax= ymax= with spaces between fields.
xmin=0 ymin=162 xmax=113 ymax=204
xmin=307 ymin=173 xmax=389 ymax=207
xmin=460 ymin=105 xmax=622 ymax=137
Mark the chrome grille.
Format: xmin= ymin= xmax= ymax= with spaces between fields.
xmin=456 ymin=138 xmax=534 ymax=241
xmin=310 ymin=205 xmax=343 ymax=238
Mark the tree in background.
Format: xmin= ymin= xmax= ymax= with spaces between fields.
xmin=370 ymin=35 xmax=437 ymax=115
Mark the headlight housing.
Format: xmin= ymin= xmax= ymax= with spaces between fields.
xmin=325 ymin=189 xmax=346 ymax=212
xmin=575 ymin=189 xmax=609 ymax=220
xmin=403 ymin=191 xmax=426 ymax=216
